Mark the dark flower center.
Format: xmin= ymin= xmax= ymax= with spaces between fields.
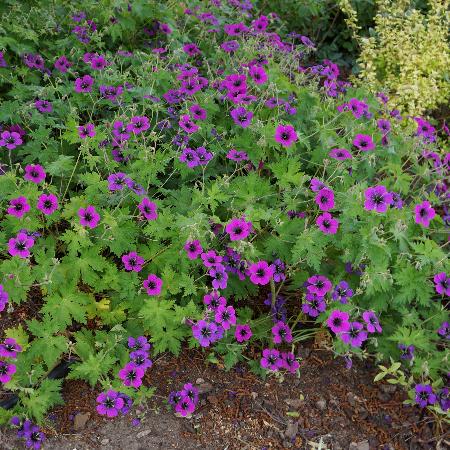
xmin=148 ymin=281 xmax=156 ymax=289
xmin=85 ymin=213 xmax=92 ymax=221
xmin=372 ymin=194 xmax=384 ymax=204
xmin=0 ymin=366 xmax=7 ymax=375
xmin=105 ymin=398 xmax=115 ymax=408
xmin=201 ymin=327 xmax=211 ymax=338
xmin=333 ymin=317 xmax=342 ymax=327
xmin=126 ymin=370 xmax=137 ymax=381
xmin=16 ymin=242 xmax=26 ymax=250
xmin=281 ymin=132 xmax=289 ymax=140
xmin=44 ymin=200 xmax=52 ymax=208
xmin=256 ymin=269 xmax=265 ymax=277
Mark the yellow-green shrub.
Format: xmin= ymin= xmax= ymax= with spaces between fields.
xmin=353 ymin=0 xmax=449 ymax=116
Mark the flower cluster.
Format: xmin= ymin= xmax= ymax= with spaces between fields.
xmin=10 ymin=417 xmax=45 ymax=449
xmin=168 ymin=382 xmax=199 ymax=417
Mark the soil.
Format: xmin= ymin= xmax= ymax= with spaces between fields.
xmin=1 ymin=342 xmax=443 ymax=450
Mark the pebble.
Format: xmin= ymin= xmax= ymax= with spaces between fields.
xmin=316 ymin=398 xmax=327 ymax=411
xmin=100 ymin=438 xmax=109 ymax=445
xmin=136 ymin=429 xmax=152 ymax=439
xmin=73 ymin=412 xmax=90 ymax=431
xmin=349 ymin=440 xmax=370 ymax=450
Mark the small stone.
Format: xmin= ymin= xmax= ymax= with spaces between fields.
xmin=251 ymin=392 xmax=258 ymax=400
xmin=284 ymin=421 xmax=298 ymax=440
xmin=197 ymin=382 xmax=213 ymax=395
xmin=380 ymin=384 xmax=397 ymax=394
xmin=316 ymin=398 xmax=327 ymax=411
xmin=101 ymin=438 xmax=109 ymax=445
xmin=195 ymin=378 xmax=205 ymax=384
xmin=349 ymin=440 xmax=370 ymax=450
xmin=73 ymin=412 xmax=90 ymax=431
xmin=136 ymin=429 xmax=152 ymax=439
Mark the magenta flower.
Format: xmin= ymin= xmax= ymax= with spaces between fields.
xmin=272 ymin=321 xmax=293 ymax=344
xmin=225 ymin=217 xmax=252 ymax=241
xmin=302 ymin=293 xmax=327 ymax=317
xmin=175 ymin=396 xmax=196 ymax=416
xmin=0 ymin=131 xmax=22 ymax=150
xmin=201 ymin=250 xmax=223 ymax=268
xmin=138 ymin=198 xmax=158 ymax=221
xmin=122 ymin=252 xmax=144 ymax=272
xmin=235 ymin=324 xmax=252 ymax=343
xmin=327 ymin=310 xmax=351 ymax=334
xmin=118 ymin=363 xmax=145 ymax=388
xmin=7 ymin=196 xmax=30 ymax=218
xmin=353 ymin=134 xmax=375 ymax=151
xmin=8 ymin=232 xmax=34 ymax=258
xmin=230 ymin=107 xmax=253 ymax=128
xmin=331 ymin=281 xmax=353 ymax=304
xmin=127 ymin=116 xmax=150 ymax=134
xmin=181 ymin=383 xmax=199 ymax=404
xmin=35 ymin=100 xmax=52 ymax=113
xmin=310 ymin=178 xmax=326 ymax=192
xmin=0 ymin=338 xmax=22 ymax=358
xmin=307 ymin=275 xmax=332 ymax=296
xmin=209 ymin=264 xmax=228 ymax=290
xmin=91 ymin=55 xmax=107 ymax=70
xmin=24 ymin=164 xmax=46 ymax=183
xmin=129 ymin=350 xmax=152 ymax=371
xmin=74 ymin=74 xmax=94 ymax=93
xmin=96 ymin=390 xmax=124 ymax=417
xmin=0 ymin=361 xmax=16 ymax=384
xmin=316 ymin=212 xmax=339 ymax=234
xmin=247 ymin=260 xmax=274 ymax=285
xmin=0 ymin=284 xmax=9 ymax=312
xmin=128 ymin=336 xmax=151 ymax=352
xmin=362 ymin=311 xmax=382 ymax=333
xmin=433 ymin=272 xmax=450 ymax=296
xmin=112 ymin=121 xmax=131 ymax=140
xmin=226 ymin=149 xmax=248 ymax=161
xmin=249 ymin=65 xmax=267 ymax=84
xmin=179 ymin=147 xmax=200 ymax=168
xmin=184 ymin=240 xmax=203 ymax=260
xmin=215 ymin=305 xmax=236 ymax=330
xmin=274 ymin=124 xmax=298 ymax=147
xmin=221 ymin=40 xmax=240 ymax=52
xmin=260 ymin=348 xmax=282 ymax=371
xmin=192 ymin=320 xmax=218 ymax=347
xmin=364 ymin=185 xmax=393 ymax=213
xmin=329 ymin=148 xmax=352 ymax=160
xmin=281 ymin=352 xmax=300 ymax=373
xmin=107 ymin=172 xmax=130 ymax=191
xmin=414 ymin=201 xmax=435 ymax=227
xmin=189 ymin=104 xmax=207 ymax=120
xmin=195 ymin=146 xmax=213 ymax=165
xmin=143 ymin=274 xmax=163 ymax=296
xmin=340 ymin=321 xmax=367 ymax=347
xmin=54 ymin=55 xmax=72 ymax=73
xmin=182 ymin=43 xmax=201 ymax=56
xmin=415 ymin=384 xmax=437 ymax=408
xmin=78 ymin=205 xmax=100 ymax=228
xmin=315 ymin=188 xmax=335 ymax=211
xmin=203 ymin=291 xmax=226 ymax=311
xmin=78 ymin=123 xmax=96 ymax=138
xmin=179 ymin=114 xmax=199 ymax=133
xmin=37 ymin=193 xmax=58 ymax=215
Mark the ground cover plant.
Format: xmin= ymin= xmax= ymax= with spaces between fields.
xmin=0 ymin=0 xmax=449 ymax=447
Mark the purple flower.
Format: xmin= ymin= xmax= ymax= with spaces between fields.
xmin=209 ymin=264 xmax=228 ymax=290
xmin=331 ymin=281 xmax=353 ymax=304
xmin=0 ymin=338 xmax=22 ymax=358
xmin=190 ymin=104 xmax=207 ymax=120
xmin=129 ymin=350 xmax=152 ymax=371
xmin=96 ymin=390 xmax=125 ymax=417
xmin=438 ymin=321 xmax=449 ymax=339
xmin=249 ymin=65 xmax=267 ymax=84
xmin=272 ymin=259 xmax=286 ymax=282
xmin=327 ymin=310 xmax=351 ymax=334
xmin=340 ymin=322 xmax=368 ymax=347
xmin=183 ymin=43 xmax=201 ymax=56
xmin=414 ymin=201 xmax=435 ymax=228
xmin=7 ymin=196 xmax=30 ymax=218
xmin=201 ymin=250 xmax=223 ymax=268
xmin=329 ymin=148 xmax=352 ymax=160
xmin=122 ymin=251 xmax=144 ymax=272
xmin=175 ymin=396 xmax=195 ymax=416
xmin=128 ymin=336 xmax=151 ymax=352
xmin=37 ymin=194 xmax=58 ymax=215
xmin=315 ymin=188 xmax=335 ymax=211
xmin=437 ymin=388 xmax=449 ymax=412
xmin=0 ymin=360 xmax=16 ymax=383
xmin=260 ymin=348 xmax=282 ymax=371
xmin=8 ymin=232 xmax=34 ymax=258
xmin=118 ymin=363 xmax=145 ymax=388
xmin=377 ymin=119 xmax=391 ymax=134
xmin=181 ymin=383 xmax=199 ymax=404
xmin=281 ymin=352 xmax=300 ymax=373
xmin=203 ymin=291 xmax=226 ymax=311
xmin=316 ymin=212 xmax=339 ymax=234
xmin=224 ymin=22 xmax=248 ymax=36
xmin=362 ymin=310 xmax=382 ymax=333
xmin=307 ymin=275 xmax=332 ymax=297
xmin=0 ymin=131 xmax=22 ymax=150
xmin=138 ymin=198 xmax=158 ymax=220
xmin=78 ymin=205 xmax=100 ymax=228
xmin=184 ymin=240 xmax=203 ymax=260
xmin=108 ymin=172 xmax=130 ymax=191
xmin=353 ymin=134 xmax=375 ymax=151
xmin=24 ymin=164 xmax=46 ymax=183
xmin=221 ymin=40 xmax=240 ymax=52
xmin=433 ymin=272 xmax=450 ymax=296
xmin=179 ymin=147 xmax=200 ymax=168
xmin=195 ymin=146 xmax=213 ymax=165
xmin=127 ymin=116 xmax=150 ymax=134
xmin=274 ymin=124 xmax=298 ymax=147
xmin=54 ymin=55 xmax=72 ymax=73
xmin=226 ymin=149 xmax=248 ymax=161
xmin=247 ymin=260 xmax=274 ymax=285
xmin=35 ymin=100 xmax=52 ymax=113
xmin=271 ymin=321 xmax=293 ymax=344
xmin=415 ymin=384 xmax=436 ymax=408
xmin=112 ymin=121 xmax=131 ymax=141
xmin=235 ymin=324 xmax=252 ymax=343
xmin=192 ymin=320 xmax=218 ymax=347
xmin=364 ymin=185 xmax=393 ymax=213
xmin=230 ymin=107 xmax=253 ymax=128
xmin=24 ymin=424 xmax=45 ymax=449
xmin=302 ymin=293 xmax=326 ymax=317
xmin=91 ymin=55 xmax=107 ymax=70
xmin=179 ymin=114 xmax=199 ymax=134
xmin=74 ymin=75 xmax=94 ymax=93
xmin=78 ymin=123 xmax=96 ymax=138
xmin=310 ymin=178 xmax=326 ymax=192
xmin=225 ymin=217 xmax=252 ymax=241
xmin=143 ymin=274 xmax=163 ymax=296
xmin=215 ymin=305 xmax=236 ymax=330
xmin=398 ymin=344 xmax=414 ymax=360
xmin=0 ymin=285 xmax=9 ymax=312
